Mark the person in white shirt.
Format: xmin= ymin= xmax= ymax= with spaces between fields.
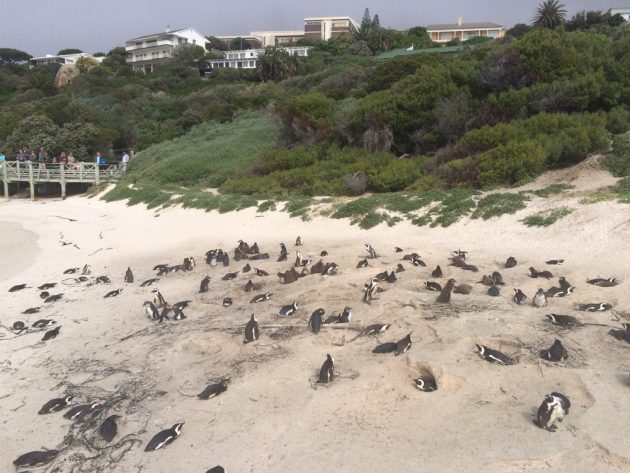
xmin=121 ymin=151 xmax=130 ymax=172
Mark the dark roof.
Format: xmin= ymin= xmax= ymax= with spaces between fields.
xmin=426 ymin=22 xmax=504 ymax=30
xmin=376 ymin=45 xmax=468 ymax=59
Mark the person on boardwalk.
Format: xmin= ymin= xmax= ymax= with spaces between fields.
xmin=121 ymin=151 xmax=130 ymax=172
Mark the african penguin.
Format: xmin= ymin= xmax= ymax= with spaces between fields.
xmin=414 ymin=376 xmax=437 ymax=392
xmin=10 ymin=321 xmax=27 ymax=334
xmin=222 ymin=272 xmax=238 ymax=281
xmin=44 ymin=294 xmax=63 ymax=303
xmin=278 ymin=243 xmax=288 ymax=262
xmin=144 ymin=422 xmax=184 ymax=451
xmin=535 ymin=392 xmax=570 ymax=432
xmin=151 ymin=289 xmax=167 ymax=308
xmin=255 ymin=268 xmax=269 ymax=277
xmin=295 ymin=236 xmax=302 ymax=246
xmin=308 ymin=308 xmax=325 ymax=334
xmin=23 ymin=307 xmax=41 ymax=314
xmin=206 ymin=467 xmax=226 ymax=473
xmin=197 ymin=379 xmax=230 ymax=399
xmin=99 ymin=415 xmax=121 ymax=443
xmin=608 ymin=324 xmax=630 ymax=344
xmin=42 ymin=326 xmax=61 ymax=341
xmin=546 ymin=314 xmax=583 ymax=328
xmin=475 ymin=344 xmax=515 ymax=365
xmin=340 ymin=307 xmax=352 ymax=323
xmin=223 ymin=297 xmax=233 ymax=307
xmin=38 ymin=395 xmax=73 ymax=414
xmin=244 ymin=314 xmax=260 ymax=343
xmin=40 ymin=291 xmax=50 ymax=299
xmin=38 ymin=283 xmax=56 ymax=290
xmin=319 ymin=354 xmax=335 ymax=383
xmin=532 ymin=289 xmax=547 ymax=308
xmin=143 ymin=301 xmax=160 ymax=321
xmin=545 ymin=259 xmax=564 ymax=265
xmin=372 ymin=342 xmax=398 ymax=354
xmin=540 ymin=339 xmax=568 ymax=362
xmin=395 ymin=333 xmax=412 ymax=355
xmin=437 ymin=279 xmax=456 ymax=303
xmin=487 ymin=285 xmax=500 ymax=297
xmin=200 ymin=276 xmax=210 ymax=293
xmin=365 ymin=243 xmax=378 ymax=259
xmin=32 ymin=319 xmax=56 ymax=329
xmin=242 ymin=263 xmax=251 ymax=273
xmin=363 ymin=278 xmax=379 ymax=304
xmin=13 ymin=450 xmax=59 ymax=468
xmin=426 ymin=281 xmax=442 ymax=292
xmin=504 ymin=256 xmax=517 ymax=268
xmin=8 ymin=283 xmax=27 ymax=292
xmin=363 ymin=323 xmax=390 ymax=336
xmin=394 ymin=246 xmax=403 ymax=253
xmin=124 ymin=267 xmax=134 ymax=283
xmin=63 ymin=402 xmax=101 ymax=421
xmin=356 ymin=259 xmax=368 ymax=269
xmin=395 ymin=263 xmax=405 ymax=273
xmin=104 ymin=289 xmax=123 ymax=298
xmin=250 ymin=292 xmax=272 ymax=303
xmin=578 ymin=302 xmax=613 ymax=312
xmin=410 ymin=256 xmax=427 ymax=267
xmin=513 ymin=289 xmax=527 ymax=305
xmin=140 ymin=278 xmax=160 ymax=287
xmin=64 ymin=267 xmax=80 ymax=274
xmin=587 ymin=277 xmax=619 ymax=287
xmin=530 ymin=267 xmax=553 ymax=279
xmin=279 ymin=302 xmax=298 ymax=317
xmin=492 ymin=271 xmax=505 ymax=286
xmin=172 ymin=307 xmax=186 ymax=321
xmin=432 ymin=265 xmax=443 ymax=278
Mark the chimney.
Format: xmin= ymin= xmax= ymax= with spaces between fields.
xmin=166 ymin=24 xmax=171 ymax=33
xmin=456 ymin=17 xmax=463 ymax=27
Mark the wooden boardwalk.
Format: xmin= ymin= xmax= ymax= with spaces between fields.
xmin=0 ymin=161 xmax=122 ymax=200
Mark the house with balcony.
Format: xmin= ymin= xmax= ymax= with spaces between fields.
xmin=208 ymin=46 xmax=310 ymax=71
xmin=304 ymin=16 xmax=359 ymax=41
xmin=30 ymin=53 xmax=103 ymax=66
xmin=125 ymin=27 xmax=208 ymax=73
xmin=427 ymin=17 xmax=506 ymax=43
xmin=610 ymin=7 xmax=630 ymax=21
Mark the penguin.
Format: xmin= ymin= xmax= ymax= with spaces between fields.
xmin=356 ymin=259 xmax=369 ymax=269
xmin=535 ymin=393 xmax=570 ymax=432
xmin=243 ymin=280 xmax=256 ymax=292
xmin=452 ymin=249 xmax=468 ymax=259
xmin=545 ymin=259 xmax=564 ymax=265
xmin=244 ymin=314 xmax=259 ymax=343
xmin=9 ymin=283 xmax=28 ymax=292
xmin=374 ymin=270 xmax=388 ymax=282
xmin=223 ymin=297 xmax=233 ymax=307
xmin=206 ymin=467 xmax=226 ymax=473
xmin=40 ymin=291 xmax=50 ymax=299
xmin=255 ymin=268 xmax=269 ymax=277
xmin=39 ymin=395 xmax=73 ymax=414
xmin=140 ymin=301 xmax=158 ymax=321
xmin=23 ymin=307 xmax=41 ymax=314
xmin=504 ymin=257 xmax=517 ymax=269
xmin=608 ymin=323 xmax=630 ymax=344
xmin=10 ymin=321 xmax=27 ymax=334
xmin=13 ymin=450 xmax=59 ymax=468
xmin=579 ymin=302 xmax=613 ymax=312
xmin=394 ymin=246 xmax=404 ymax=253
xmin=42 ymin=326 xmax=61 ymax=341
xmin=487 ymin=285 xmax=500 ymax=297
xmin=197 ymin=379 xmax=230 ymax=399
xmin=242 ymin=264 xmax=251 ymax=273
xmin=99 ymin=415 xmax=121 ymax=443
xmin=587 ymin=277 xmax=619 ymax=287
xmin=44 ymin=294 xmax=63 ymax=303
xmin=372 ymin=342 xmax=398 ymax=354
xmin=320 ymin=250 xmax=328 ymax=257
xmin=32 ymin=319 xmax=56 ymax=329
xmin=295 ymin=236 xmax=302 ymax=246
xmin=365 ymin=243 xmax=378 ymax=259
xmin=124 ymin=268 xmax=134 ymax=283
xmin=250 ymin=292 xmax=272 ymax=303
xmin=533 ymin=289 xmax=547 ymax=307
xmin=222 ymin=272 xmax=238 ymax=281
xmin=363 ymin=278 xmax=379 ymax=304
xmin=431 ymin=265 xmax=443 ymax=278
xmin=38 ymin=283 xmax=56 ymax=290
xmin=279 ymin=302 xmax=298 ymax=317
xmin=540 ymin=339 xmax=568 ymax=362
xmin=461 ymin=263 xmax=479 ymax=272
xmin=395 ymin=263 xmax=405 ymax=273
xmin=386 ymin=271 xmax=397 ymax=283
xmin=558 ymin=277 xmax=575 ymax=294
xmin=437 ymin=279 xmax=456 ymax=303
xmin=154 ymin=264 xmax=169 ymax=275
xmin=364 ymin=323 xmax=391 ymax=336
xmin=545 ymin=287 xmax=564 ymax=298
xmin=529 ymin=267 xmax=553 ymax=279
xmin=478 ymin=275 xmax=493 ymax=286
xmin=104 ymin=289 xmax=123 ymax=298
xmin=308 ymin=308 xmax=325 ymax=334
xmin=183 ymin=257 xmax=196 ymax=272
xmin=492 ymin=271 xmax=505 ymax=286
xmin=278 ymin=243 xmax=288 ymax=262
xmin=448 ymin=255 xmax=466 ymax=267
xmin=454 ymin=284 xmax=472 ymax=295
xmin=546 ymin=314 xmax=583 ymax=328
xmin=95 ymin=275 xmax=111 ymax=284
xmin=145 ymin=422 xmax=185 ymax=451
xmin=340 ymin=307 xmax=352 ymax=323
xmin=319 ymin=354 xmax=335 ymax=383
xmin=63 ymin=402 xmax=101 ymax=421
xmin=411 ymin=256 xmax=427 ymax=267
xmin=414 ymin=376 xmax=437 ymax=392
xmin=323 ymin=313 xmax=342 ymax=325
xmin=64 ymin=267 xmax=80 ymax=274
xmin=222 ymin=253 xmax=230 ymax=266
xmin=513 ymin=289 xmax=528 ymax=305
xmin=151 ymin=288 xmax=167 ymax=308
xmin=172 ymin=307 xmax=187 ymax=321
xmin=395 ymin=333 xmax=412 ymax=355
xmin=140 ymin=278 xmax=160 ymax=287
xmin=200 ymin=276 xmax=210 ymax=293
xmin=81 ymin=264 xmax=91 ymax=275
xmin=205 ymin=250 xmax=217 ymax=265
xmin=250 ymin=242 xmax=260 ymax=255
xmin=475 ymin=344 xmax=515 ymax=365
xmin=425 ymin=281 xmax=442 ymax=292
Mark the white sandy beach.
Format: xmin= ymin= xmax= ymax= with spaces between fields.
xmin=1 ymin=168 xmax=629 ymax=472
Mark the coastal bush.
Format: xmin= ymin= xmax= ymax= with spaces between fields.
xmin=479 ymin=141 xmax=546 ymax=186
xmin=605 ymin=132 xmax=630 ymax=177
xmin=521 ymin=207 xmax=574 ymax=226
xmin=472 ymin=193 xmax=530 ymax=219
xmin=528 ymin=183 xmax=574 ymax=197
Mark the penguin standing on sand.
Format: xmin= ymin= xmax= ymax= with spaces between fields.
xmin=38 ymin=395 xmax=73 ymax=414
xmin=199 ymin=276 xmax=210 ymax=293
xmin=124 ymin=268 xmax=134 ymax=283
xmin=340 ymin=307 xmax=352 ymax=323
xmin=504 ymin=257 xmax=517 ymax=268
xmin=244 ymin=314 xmax=259 ymax=343
xmin=363 ymin=278 xmax=379 ymax=304
xmin=308 ymin=308 xmax=325 ymax=333
xmin=533 ymin=289 xmax=547 ymax=307
xmin=437 ymin=279 xmax=456 ymax=303
xmin=99 ymin=415 xmax=121 ymax=443
xmin=145 ymin=422 xmax=185 ymax=451
xmin=431 ymin=265 xmax=443 ymax=278
xmin=513 ymin=289 xmax=528 ymax=305
xmin=143 ymin=301 xmax=160 ymax=321
xmin=535 ymin=393 xmax=570 ymax=432
xmin=278 ymin=243 xmax=288 ymax=262
xmin=319 ymin=354 xmax=335 ymax=384
xmin=151 ymin=289 xmax=167 ymax=308
xmin=295 ymin=236 xmax=302 ymax=246
xmin=365 ymin=243 xmax=378 ymax=259
xmin=540 ymin=339 xmax=568 ymax=362
xmin=197 ymin=379 xmax=230 ymax=399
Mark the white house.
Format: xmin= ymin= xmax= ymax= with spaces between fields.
xmin=30 ymin=53 xmax=103 ymax=66
xmin=610 ymin=7 xmax=630 ymax=21
xmin=426 ymin=17 xmax=506 ymax=43
xmin=208 ymin=46 xmax=310 ymax=71
xmin=125 ymin=26 xmax=208 ymax=73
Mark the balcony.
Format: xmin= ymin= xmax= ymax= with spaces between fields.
xmin=125 ymin=39 xmax=178 ymax=52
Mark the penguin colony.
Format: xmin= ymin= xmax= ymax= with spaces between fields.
xmin=4 ymin=237 xmax=628 ymax=471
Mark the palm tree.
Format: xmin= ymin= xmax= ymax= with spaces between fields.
xmin=532 ymin=0 xmax=567 ymax=28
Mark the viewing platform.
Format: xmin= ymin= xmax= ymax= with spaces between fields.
xmin=0 ymin=161 xmax=123 ymax=200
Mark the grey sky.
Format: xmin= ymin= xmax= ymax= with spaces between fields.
xmin=0 ymin=0 xmax=623 ymax=56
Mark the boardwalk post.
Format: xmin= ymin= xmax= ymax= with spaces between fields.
xmin=79 ymin=162 xmax=83 ymax=182
xmin=60 ymin=163 xmax=66 ymax=199
xmin=28 ymin=162 xmax=35 ymax=201
xmin=95 ymin=163 xmax=100 ymax=186
xmin=2 ymin=162 xmax=8 ymax=201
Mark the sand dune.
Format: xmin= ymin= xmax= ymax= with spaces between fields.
xmin=1 ymin=179 xmax=629 ymax=472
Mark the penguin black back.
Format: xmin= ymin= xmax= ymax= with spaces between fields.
xmin=13 ymin=450 xmax=59 ymax=468
xmin=197 ymin=379 xmax=230 ymax=399
xmin=244 ymin=314 xmax=259 ymax=343
xmin=99 ymin=415 xmax=121 ymax=442
xmin=308 ymin=308 xmax=324 ymax=333
xmin=145 ymin=422 xmax=184 ymax=451
xmin=319 ymin=354 xmax=335 ymax=383
xmin=540 ymin=339 xmax=568 ymax=362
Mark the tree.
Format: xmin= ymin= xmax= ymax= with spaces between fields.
xmin=0 ymin=48 xmax=32 ymax=64
xmin=93 ymin=52 xmax=106 ymax=57
xmin=405 ymin=26 xmax=435 ymax=49
xmin=257 ymin=47 xmax=298 ymax=82
xmin=355 ymin=8 xmax=373 ymax=41
xmin=507 ymin=23 xmax=532 ymax=38
xmin=76 ymin=56 xmax=99 ymax=72
xmin=228 ymin=37 xmax=252 ymax=50
xmin=57 ymin=48 xmax=83 ymax=55
xmin=532 ymin=0 xmax=567 ymax=29
xmin=171 ymin=44 xmax=206 ymax=67
xmin=205 ymin=36 xmax=228 ymax=51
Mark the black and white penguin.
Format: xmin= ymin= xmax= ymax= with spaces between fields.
xmin=475 ymin=344 xmax=515 ymax=365
xmin=197 ymin=379 xmax=230 ymax=399
xmin=454 ymin=284 xmax=473 ymax=294
xmin=425 ymin=281 xmax=442 ymax=292
xmin=104 ymin=289 xmax=123 ymax=298
xmin=151 ymin=288 xmax=167 ymax=308
xmin=95 ymin=275 xmax=111 ymax=284
xmin=372 ymin=342 xmax=398 ymax=354
xmin=545 ymin=259 xmax=564 ymax=265
xmin=10 ymin=321 xmax=27 ymax=334
xmin=279 ymin=302 xmax=298 ymax=317
xmin=44 ymin=294 xmax=63 ymax=303
xmin=608 ymin=323 xmax=630 ymax=344
xmin=38 ymin=283 xmax=56 ymax=290
xmin=513 ymin=289 xmax=528 ymax=305
xmin=394 ymin=246 xmax=404 ymax=253
xmin=323 ymin=313 xmax=342 ymax=325
xmin=365 ymin=243 xmax=378 ymax=259
xmin=183 ymin=257 xmax=196 ymax=272
xmin=278 ymin=243 xmax=288 ymax=262
xmin=504 ymin=256 xmax=517 ymax=269
xmin=308 ymin=308 xmax=325 ymax=334
xmin=242 ymin=264 xmax=251 ymax=273
xmin=395 ymin=263 xmax=405 ymax=273
xmin=223 ymin=297 xmax=233 ymax=307
xmin=478 ymin=275 xmax=494 ymax=286
xmin=173 ymin=300 xmax=191 ymax=310
xmin=222 ymin=271 xmax=238 ymax=281
xmin=244 ymin=314 xmax=260 ymax=343
xmin=154 ymin=264 xmax=169 ymax=275
xmin=386 ymin=271 xmax=397 ymax=283
xmin=99 ymin=415 xmax=121 ymax=443
xmin=243 ymin=280 xmax=256 ymax=292
xmin=410 ymin=256 xmax=427 ymax=267
xmin=206 ymin=467 xmax=226 ymax=473
xmin=363 ymin=278 xmax=379 ymax=304
xmin=63 ymin=402 xmax=101 ymax=421
xmin=437 ymin=279 xmax=456 ymax=303
xmin=540 ymin=339 xmax=568 ymax=362
xmin=145 ymin=422 xmax=185 ymax=451
xmin=40 ymin=291 xmax=50 ymax=299
xmin=533 ymin=288 xmax=547 ymax=308
xmin=395 ymin=333 xmax=412 ymax=356
xmin=319 ymin=354 xmax=335 ymax=384
xmin=124 ymin=267 xmax=134 ymax=283
xmin=9 ymin=283 xmax=28 ymax=292
xmin=340 ymin=307 xmax=352 ymax=323
xmin=38 ymin=395 xmax=73 ymax=414
xmin=295 ymin=236 xmax=302 ymax=246
xmin=492 ymin=271 xmax=505 ymax=286
xmin=558 ymin=277 xmax=574 ymax=294
xmin=452 ymin=249 xmax=468 ymax=259
xmin=63 ymin=267 xmax=80 ymax=275
xmin=529 ymin=267 xmax=553 ymax=279
xmin=42 ymin=326 xmax=61 ymax=341
xmin=587 ymin=277 xmax=619 ymax=287
xmin=13 ymin=450 xmax=59 ymax=468
xmin=200 ymin=276 xmax=210 ymax=293
xmin=431 ymin=265 xmax=443 ymax=278
xmin=545 ymin=286 xmax=564 ymax=298
xmin=487 ymin=285 xmax=501 ymax=297
xmin=143 ymin=301 xmax=160 ymax=321
xmin=546 ymin=314 xmax=583 ymax=328
xmin=172 ymin=307 xmax=186 ymax=321
xmin=255 ymin=268 xmax=269 ymax=277
xmin=250 ymin=292 xmax=272 ymax=303
xmin=356 ymin=258 xmax=369 ymax=269
xmin=535 ymin=393 xmax=570 ymax=432
xmin=363 ymin=323 xmax=391 ymax=336
xmin=23 ymin=307 xmax=41 ymax=314
xmin=140 ymin=278 xmax=160 ymax=287
xmin=32 ymin=319 xmax=56 ymax=329
xmin=414 ymin=376 xmax=437 ymax=392
xmin=579 ymin=302 xmax=613 ymax=312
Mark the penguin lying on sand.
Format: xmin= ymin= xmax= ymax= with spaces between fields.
xmin=539 ymin=339 xmax=568 ymax=362
xmin=145 ymin=422 xmax=184 ymax=451
xmin=197 ymin=379 xmax=230 ymax=399
xmin=13 ymin=450 xmax=59 ymax=468
xmin=476 ymin=344 xmax=515 ymax=365
xmin=39 ymin=395 xmax=73 ymax=414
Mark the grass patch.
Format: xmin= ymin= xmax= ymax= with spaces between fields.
xmin=472 ymin=193 xmax=529 ymax=220
xmin=528 ymin=183 xmax=574 ymax=197
xmin=284 ymin=197 xmax=314 ymax=219
xmin=580 ymin=177 xmax=630 ymax=204
xmin=521 ymin=207 xmax=574 ymax=227
xmin=257 ymin=199 xmax=277 ymax=212
xmin=429 ymin=189 xmax=478 ymax=227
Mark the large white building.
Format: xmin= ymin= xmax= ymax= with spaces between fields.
xmin=426 ymin=17 xmax=506 ymax=43
xmin=208 ymin=46 xmax=310 ymax=71
xmin=30 ymin=53 xmax=103 ymax=66
xmin=610 ymin=7 xmax=630 ymax=21
xmin=125 ymin=27 xmax=208 ymax=73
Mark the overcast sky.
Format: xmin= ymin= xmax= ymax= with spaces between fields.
xmin=0 ymin=0 xmax=622 ymax=56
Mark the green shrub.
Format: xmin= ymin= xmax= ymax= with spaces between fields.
xmin=480 ymin=140 xmax=546 ymax=186
xmin=529 ymin=183 xmax=574 ymax=197
xmin=605 ymin=132 xmax=630 ymax=177
xmin=521 ymin=207 xmax=574 ymax=226
xmin=472 ymin=193 xmax=530 ymax=219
